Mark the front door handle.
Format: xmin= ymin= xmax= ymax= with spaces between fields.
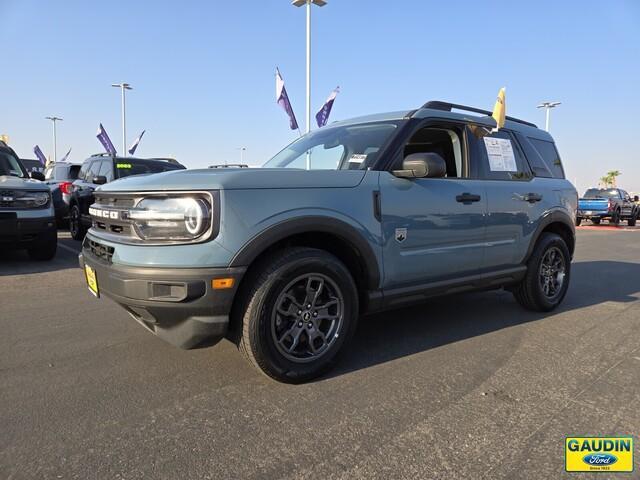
xmin=515 ymin=192 xmax=543 ymax=203
xmin=456 ymin=193 xmax=481 ymax=204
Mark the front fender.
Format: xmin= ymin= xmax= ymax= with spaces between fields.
xmin=229 ymin=213 xmax=381 ymax=290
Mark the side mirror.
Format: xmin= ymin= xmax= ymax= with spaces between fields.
xmin=634 ymin=195 xmax=639 ymax=202
xmin=30 ymin=171 xmax=45 ymax=181
xmin=92 ymin=175 xmax=107 ymax=185
xmin=392 ymin=152 xmax=447 ymax=179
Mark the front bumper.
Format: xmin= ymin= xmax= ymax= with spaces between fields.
xmin=79 ymin=248 xmax=246 ymax=349
xmin=0 ymin=215 xmax=56 ymax=246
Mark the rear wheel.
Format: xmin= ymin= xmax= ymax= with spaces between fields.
xmin=27 ymin=230 xmax=57 ymax=261
xmin=69 ymin=204 xmax=87 ymax=241
xmin=235 ymin=247 xmax=358 ymax=383
xmin=611 ymin=210 xmax=621 ymax=226
xmin=575 ymin=217 xmax=582 ymax=226
xmin=591 ymin=217 xmax=601 ymax=225
xmin=513 ymin=233 xmax=571 ymax=312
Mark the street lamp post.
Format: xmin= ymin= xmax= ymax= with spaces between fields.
xmin=45 ymin=116 xmax=63 ymax=163
xmin=292 ymin=0 xmax=326 ymax=169
xmin=111 ymin=83 xmax=133 ymax=156
xmin=536 ymin=101 xmax=561 ymax=132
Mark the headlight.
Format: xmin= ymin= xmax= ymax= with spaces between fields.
xmin=12 ymin=191 xmax=50 ymax=208
xmin=128 ymin=195 xmax=212 ymax=241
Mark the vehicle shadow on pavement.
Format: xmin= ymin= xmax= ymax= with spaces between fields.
xmin=329 ymin=260 xmax=640 ymax=379
xmin=0 ymin=244 xmax=79 ymax=276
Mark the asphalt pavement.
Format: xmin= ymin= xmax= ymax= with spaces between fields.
xmin=1 ymin=228 xmax=639 ymax=479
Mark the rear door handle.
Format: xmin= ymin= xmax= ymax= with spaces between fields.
xmin=456 ymin=193 xmax=481 ymax=204
xmin=515 ymin=192 xmax=543 ymax=203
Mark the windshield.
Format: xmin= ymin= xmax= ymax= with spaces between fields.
xmin=115 ymin=159 xmax=185 ymax=179
xmin=263 ymin=122 xmax=399 ymax=170
xmin=583 ymin=188 xmax=619 ymax=199
xmin=0 ymin=151 xmax=27 ymax=178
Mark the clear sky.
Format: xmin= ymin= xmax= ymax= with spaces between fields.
xmin=1 ymin=0 xmax=639 ymax=193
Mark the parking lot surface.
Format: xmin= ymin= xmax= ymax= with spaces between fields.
xmin=1 ymin=229 xmax=639 ymax=479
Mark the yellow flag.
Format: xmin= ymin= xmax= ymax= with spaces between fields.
xmin=492 ymin=87 xmax=506 ymax=130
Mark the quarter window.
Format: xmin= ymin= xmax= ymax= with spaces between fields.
xmin=528 ymin=138 xmax=565 ymax=179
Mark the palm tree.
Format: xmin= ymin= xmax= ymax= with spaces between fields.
xmin=606 ymin=170 xmax=621 ymax=187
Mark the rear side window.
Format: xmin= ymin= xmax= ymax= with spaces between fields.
xmin=528 ymin=138 xmax=565 ymax=179
xmin=468 ymin=129 xmax=532 ymax=181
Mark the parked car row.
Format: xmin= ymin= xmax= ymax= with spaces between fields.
xmin=576 ymin=188 xmax=639 ymax=226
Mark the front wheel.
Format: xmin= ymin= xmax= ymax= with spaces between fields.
xmin=69 ymin=205 xmax=87 ymax=241
xmin=513 ymin=233 xmax=571 ymax=312
xmin=628 ymin=212 xmax=637 ymax=227
xmin=575 ymin=217 xmax=582 ymax=226
xmin=235 ymin=247 xmax=358 ymax=383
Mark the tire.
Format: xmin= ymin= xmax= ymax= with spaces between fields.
xmin=611 ymin=210 xmax=620 ymax=226
xmin=27 ymin=230 xmax=57 ymax=261
xmin=513 ymin=233 xmax=571 ymax=312
xmin=235 ymin=247 xmax=358 ymax=383
xmin=69 ymin=204 xmax=87 ymax=241
xmin=575 ymin=217 xmax=582 ymax=226
xmin=591 ymin=217 xmax=601 ymax=225
xmin=628 ymin=212 xmax=637 ymax=227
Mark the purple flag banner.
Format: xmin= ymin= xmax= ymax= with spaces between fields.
xmin=275 ymin=68 xmax=299 ymax=131
xmin=315 ymin=86 xmax=340 ymax=128
xmin=34 ymin=145 xmax=47 ymax=166
xmin=59 ymin=147 xmax=72 ymax=162
xmin=96 ymin=123 xmax=117 ymax=156
xmin=128 ymin=130 xmax=145 ymax=155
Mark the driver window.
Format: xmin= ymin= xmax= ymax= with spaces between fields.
xmin=404 ymin=127 xmax=463 ymax=178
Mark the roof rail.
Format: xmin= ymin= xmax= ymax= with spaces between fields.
xmin=90 ymin=152 xmax=114 ymax=157
xmin=421 ymin=101 xmax=537 ymax=128
xmin=208 ymin=163 xmax=249 ymax=169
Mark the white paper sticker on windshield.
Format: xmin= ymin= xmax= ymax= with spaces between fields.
xmin=483 ymin=137 xmax=517 ymax=172
xmin=348 ymin=154 xmax=367 ymax=164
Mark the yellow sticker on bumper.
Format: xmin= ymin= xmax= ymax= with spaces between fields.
xmin=85 ymin=264 xmax=99 ymax=297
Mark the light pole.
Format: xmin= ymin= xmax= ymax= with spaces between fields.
xmin=236 ymin=147 xmax=247 ymax=165
xmin=292 ymin=0 xmax=327 ymax=138
xmin=537 ymin=101 xmax=561 ymax=132
xmin=45 ymin=116 xmax=63 ymax=163
xmin=111 ymin=83 xmax=133 ymax=156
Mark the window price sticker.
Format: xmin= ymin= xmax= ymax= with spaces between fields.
xmin=484 ymin=137 xmax=517 ymax=172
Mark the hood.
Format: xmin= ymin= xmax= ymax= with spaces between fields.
xmin=99 ymin=168 xmax=367 ymax=192
xmin=0 ymin=175 xmax=49 ymax=190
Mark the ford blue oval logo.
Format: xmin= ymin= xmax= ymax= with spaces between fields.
xmin=583 ymin=453 xmax=618 ymax=466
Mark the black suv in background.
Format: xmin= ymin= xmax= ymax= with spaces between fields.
xmin=69 ymin=154 xmax=185 ymax=240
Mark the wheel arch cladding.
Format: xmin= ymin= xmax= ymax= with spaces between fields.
xmin=527 ymin=210 xmax=576 ymax=261
xmin=229 ymin=216 xmax=381 ymax=296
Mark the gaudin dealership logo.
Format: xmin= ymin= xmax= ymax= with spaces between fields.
xmin=565 ymin=437 xmax=633 ymax=472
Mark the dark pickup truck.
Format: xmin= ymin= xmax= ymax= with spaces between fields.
xmin=576 ymin=188 xmax=638 ymax=226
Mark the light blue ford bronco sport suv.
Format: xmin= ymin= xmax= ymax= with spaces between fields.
xmin=79 ymin=101 xmax=577 ymax=382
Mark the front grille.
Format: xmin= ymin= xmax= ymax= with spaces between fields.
xmin=91 ymin=192 xmax=138 ymax=239
xmin=0 ymin=189 xmax=50 ymax=209
xmin=95 ymin=195 xmax=136 ymax=209
xmin=86 ymin=238 xmax=114 ymax=263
